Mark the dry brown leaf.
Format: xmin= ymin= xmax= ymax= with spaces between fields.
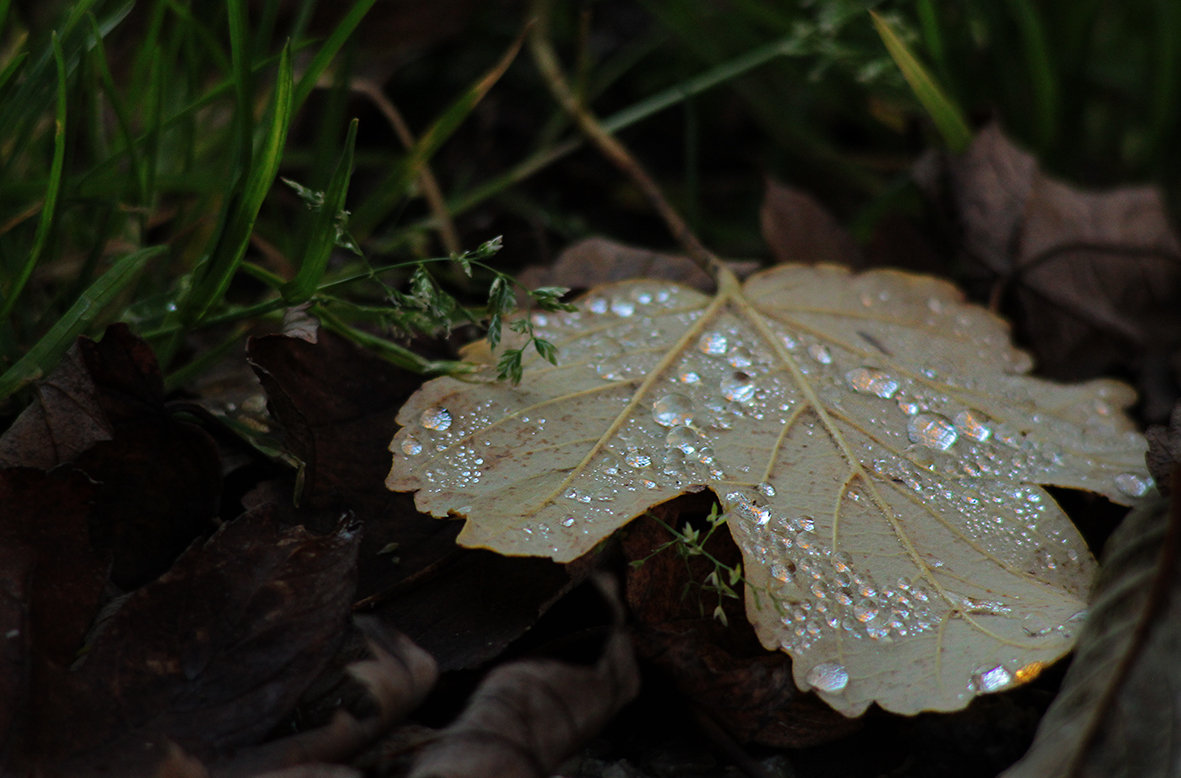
xmin=407 ymin=583 xmax=639 ymax=778
xmin=760 ymin=178 xmax=861 ymax=268
xmin=1001 ymin=486 xmax=1181 ymax=778
xmin=387 ymin=264 xmax=1149 ymax=716
xmin=914 ymin=123 xmax=1181 ymax=395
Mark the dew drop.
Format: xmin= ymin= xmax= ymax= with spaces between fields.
xmin=588 ymin=298 xmax=609 ymax=314
xmin=727 ymin=346 xmax=754 ymax=368
xmin=808 ymin=343 xmax=833 ymax=364
xmin=720 ymin=372 xmax=757 ymax=403
xmin=844 ymin=367 xmax=899 ymax=398
xmin=1114 ymin=473 xmax=1150 ymax=498
xmin=853 ymin=599 xmax=879 ymax=623
xmin=908 ymin=413 xmax=958 ymax=450
xmin=420 ymin=407 xmax=452 ymax=431
xmin=698 ymin=332 xmax=728 ymax=355
xmin=561 ymin=517 xmax=576 ymax=528
xmin=971 ymin=665 xmax=1012 ymax=693
xmin=678 ymin=370 xmax=701 ymax=384
xmin=897 ymin=396 xmax=921 ymax=416
xmin=1022 ymin=612 xmax=1052 ymax=636
xmin=401 ymin=436 xmax=423 ymax=455
xmin=807 ymin=663 xmax=849 ymax=692
xmin=653 ymin=394 xmax=694 ymax=427
xmin=954 ymin=410 xmax=992 ymax=442
xmin=624 ymin=447 xmax=652 ymax=468
xmin=758 ymin=482 xmax=776 ymax=497
xmin=610 ymin=298 xmax=635 ymax=317
xmin=666 ymin=425 xmax=703 ymax=455
xmin=832 ymin=551 xmax=852 ymax=572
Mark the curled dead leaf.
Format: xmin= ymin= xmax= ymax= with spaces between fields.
xmin=407 ymin=582 xmax=639 ymax=778
xmin=1002 ymin=483 xmax=1181 ymax=778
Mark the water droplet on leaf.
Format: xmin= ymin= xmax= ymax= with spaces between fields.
xmin=421 ymin=407 xmax=452 ymax=431
xmin=401 ymin=437 xmax=423 ymax=455
xmin=698 ymin=332 xmax=728 ymax=355
xmin=720 ymin=372 xmax=757 ymax=403
xmin=844 ymin=367 xmax=899 ymax=398
xmin=653 ymin=394 xmax=694 ymax=426
xmin=971 ymin=665 xmax=1012 ymax=693
xmin=1114 ymin=473 xmax=1150 ymax=497
xmin=908 ymin=413 xmax=957 ymax=450
xmin=809 ymin=343 xmax=833 ymax=364
xmin=954 ymin=410 xmax=991 ymax=441
xmin=807 ymin=662 xmax=849 ymax=692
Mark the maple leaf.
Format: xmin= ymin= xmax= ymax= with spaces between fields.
xmin=386 ymin=264 xmax=1150 ymax=716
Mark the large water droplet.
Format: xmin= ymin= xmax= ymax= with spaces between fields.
xmin=1114 ymin=473 xmax=1150 ymax=498
xmin=727 ymin=346 xmax=754 ymax=368
xmin=758 ymin=482 xmax=776 ymax=497
xmin=853 ymin=599 xmax=879 ymax=623
xmin=698 ymin=332 xmax=728 ymax=355
xmin=666 ymin=425 xmax=703 ymax=455
xmin=420 ymin=407 xmax=452 ymax=431
xmin=610 ymin=298 xmax=635 ymax=317
xmin=720 ymin=372 xmax=757 ymax=403
xmin=808 ymin=343 xmax=833 ymax=365
xmin=954 ymin=410 xmax=992 ymax=442
xmin=401 ymin=436 xmax=423 ymax=455
xmin=624 ymin=447 xmax=652 ymax=468
xmin=844 ymin=367 xmax=899 ymax=399
xmin=653 ymin=394 xmax=694 ymax=426
xmin=908 ymin=413 xmax=957 ymax=450
xmin=971 ymin=665 xmax=1012 ymax=693
xmin=806 ymin=662 xmax=849 ymax=692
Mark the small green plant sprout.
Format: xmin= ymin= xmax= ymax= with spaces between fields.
xmin=630 ymin=503 xmax=754 ymax=626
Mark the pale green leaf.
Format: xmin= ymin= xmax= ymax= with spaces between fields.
xmin=386 ymin=263 xmax=1149 ymax=716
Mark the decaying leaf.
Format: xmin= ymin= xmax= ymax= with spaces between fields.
xmin=407 ymin=579 xmax=639 ymax=778
xmin=388 ymin=262 xmax=1150 ymax=716
xmin=760 ymin=179 xmax=861 ymax=268
xmin=1001 ymin=487 xmax=1181 ymax=778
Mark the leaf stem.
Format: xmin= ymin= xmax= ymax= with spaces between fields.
xmin=528 ymin=0 xmax=727 ymax=284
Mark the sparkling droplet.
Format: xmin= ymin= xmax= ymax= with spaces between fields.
xmin=954 ymin=410 xmax=992 ymax=442
xmin=832 ymin=551 xmax=852 ymax=573
xmin=561 ymin=517 xmax=576 ymax=528
xmin=698 ymin=332 xmax=728 ymax=355
xmin=806 ymin=662 xmax=849 ymax=692
xmin=666 ymin=425 xmax=703 ymax=455
xmin=420 ymin=407 xmax=452 ymax=431
xmin=808 ymin=343 xmax=833 ymax=365
xmin=588 ymin=298 xmax=609 ymax=314
xmin=1115 ymin=473 xmax=1150 ymax=498
xmin=720 ymin=372 xmax=757 ymax=403
xmin=971 ymin=665 xmax=1012 ymax=693
xmin=853 ymin=599 xmax=879 ymax=623
xmin=727 ymin=346 xmax=754 ymax=368
xmin=624 ymin=447 xmax=652 ymax=468
xmin=678 ymin=370 xmax=701 ymax=384
xmin=844 ymin=367 xmax=899 ymax=399
xmin=610 ymin=298 xmax=635 ymax=317
xmin=1022 ymin=612 xmax=1052 ymax=636
xmin=401 ymin=436 xmax=423 ymax=455
xmin=653 ymin=394 xmax=694 ymax=427
xmin=908 ymin=413 xmax=957 ymax=450
xmin=758 ymin=482 xmax=776 ymax=497
xmin=770 ymin=562 xmax=793 ymax=583
xmin=897 ymin=396 xmax=921 ymax=415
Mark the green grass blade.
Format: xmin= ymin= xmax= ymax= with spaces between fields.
xmin=227 ymin=0 xmax=254 ymax=171
xmin=351 ymin=25 xmax=530 ymax=237
xmin=291 ymin=0 xmax=379 ymax=112
xmin=180 ymin=42 xmax=294 ymax=327
xmin=282 ymin=118 xmax=358 ymax=304
xmin=0 ymin=52 xmax=27 ymax=97
xmin=1005 ymin=0 xmax=1057 ymax=151
xmin=0 ymin=247 xmax=165 ymax=400
xmin=0 ymin=33 xmax=68 ymax=322
xmin=86 ymin=13 xmax=145 ymax=205
xmin=871 ymin=11 xmax=971 ymax=153
xmin=915 ymin=0 xmax=946 ymax=71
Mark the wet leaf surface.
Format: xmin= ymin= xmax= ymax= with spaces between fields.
xmin=14 ymin=506 xmax=361 ymax=777
xmin=1002 ymin=483 xmax=1181 ymax=778
xmin=388 ymin=263 xmax=1148 ymax=715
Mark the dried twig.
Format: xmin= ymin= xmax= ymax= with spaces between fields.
xmin=528 ymin=0 xmax=727 ymax=283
